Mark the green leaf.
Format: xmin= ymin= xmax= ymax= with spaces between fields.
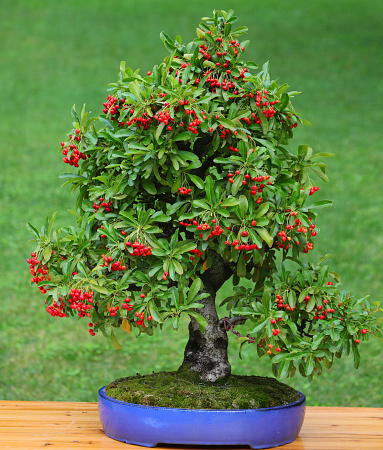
xmin=187 ymin=311 xmax=208 ymax=332
xmin=330 ymin=329 xmax=340 ymax=341
xmin=237 ymin=252 xmax=246 ymax=277
xmin=149 ymin=300 xmax=163 ymax=323
xmin=218 ymin=117 xmax=237 ymax=131
xmin=238 ymin=195 xmax=248 ymax=219
xmin=288 ymin=290 xmax=296 ymax=308
xmin=318 ymin=264 xmax=329 ymax=287
xmin=278 ymin=360 xmax=290 ymax=380
xmin=259 ymin=111 xmax=269 ymax=134
xmin=43 ymin=245 xmax=52 ymax=264
xmin=280 ymin=93 xmax=289 ymax=109
xmin=262 ymin=289 xmax=271 ymax=312
xmin=188 ymin=174 xmax=204 ymax=189
xmin=59 ymin=173 xmax=87 ymax=180
xmin=254 ymin=203 xmax=269 ymax=218
xmin=311 ymin=152 xmax=335 ymax=159
xmin=193 ymin=199 xmax=210 ymax=210
xmin=173 ymin=241 xmax=197 ymax=255
xmin=128 ymin=81 xmax=142 ymax=100
xmin=305 ymin=356 xmax=314 ymax=376
xmin=309 ymin=165 xmax=329 ymax=182
xmin=174 ymin=131 xmax=191 ymax=141
xmin=111 ymin=329 xmax=122 ymax=350
xmin=352 ymin=341 xmax=360 ymax=369
xmin=141 ymin=179 xmax=157 ymax=195
xmin=205 ymin=175 xmax=214 ymax=204
xmin=173 ymin=259 xmax=184 ymax=275
xmin=306 ymin=200 xmax=333 ymax=210
xmin=26 ymin=222 xmax=39 ymax=238
xmin=92 ymin=284 xmax=109 ymax=295
xmin=220 ymin=197 xmax=239 ymax=207
xmin=156 ymin=122 xmax=165 ymax=141
xmin=256 ymin=227 xmax=273 ymax=247
xmin=247 ymin=318 xmax=268 ymax=335
xmin=317 ymin=254 xmax=332 ymax=265
xmin=187 ymin=278 xmax=203 ymax=304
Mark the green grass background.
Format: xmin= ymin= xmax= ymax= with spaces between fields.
xmin=1 ymin=0 xmax=382 ymax=406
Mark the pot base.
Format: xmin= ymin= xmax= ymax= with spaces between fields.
xmin=98 ymin=386 xmax=306 ymax=449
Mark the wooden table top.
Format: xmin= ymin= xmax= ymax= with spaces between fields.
xmin=0 ymin=401 xmax=382 ymax=449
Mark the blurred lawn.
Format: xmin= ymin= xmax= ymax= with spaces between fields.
xmin=0 ymin=0 xmax=382 ymax=406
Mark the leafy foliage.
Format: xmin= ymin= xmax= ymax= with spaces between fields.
xmin=26 ymin=9 xmax=382 ymax=378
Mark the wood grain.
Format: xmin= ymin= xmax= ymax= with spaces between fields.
xmin=0 ymin=401 xmax=382 ymax=449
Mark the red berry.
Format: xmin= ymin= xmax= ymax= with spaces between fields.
xmin=355 ymin=339 xmax=360 ymax=344
xmin=361 ymin=329 xmax=367 ymax=334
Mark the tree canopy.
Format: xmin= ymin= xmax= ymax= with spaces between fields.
xmin=27 ymin=10 xmax=382 ymax=381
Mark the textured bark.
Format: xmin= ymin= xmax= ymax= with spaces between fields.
xmin=179 ymin=251 xmax=234 ymax=382
xmin=180 ymin=291 xmax=231 ymax=382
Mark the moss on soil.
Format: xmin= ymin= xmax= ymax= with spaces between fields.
xmin=105 ymin=371 xmax=301 ymax=409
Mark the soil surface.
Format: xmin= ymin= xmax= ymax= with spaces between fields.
xmin=105 ymin=371 xmax=301 ymax=409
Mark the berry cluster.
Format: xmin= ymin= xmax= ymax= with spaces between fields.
xmin=134 ymin=310 xmax=153 ymax=327
xmin=190 ymin=248 xmax=202 ymax=260
xmin=125 ymin=109 xmax=152 ymax=130
xmin=272 ymin=327 xmax=282 ymax=337
xmin=122 ymin=297 xmax=133 ymax=311
xmin=125 ymin=241 xmax=152 ymax=257
xmin=27 ymin=252 xmax=50 ymax=294
xmin=107 ymin=304 xmax=119 ymax=317
xmin=46 ymin=299 xmax=66 ymax=318
xmin=228 ymin=171 xmax=270 ymax=187
xmin=155 ymin=107 xmax=173 ymax=129
xmin=101 ymin=255 xmax=112 ymax=266
xmin=266 ymin=343 xmax=282 ymax=355
xmin=178 ymin=187 xmax=192 ymax=195
xmin=305 ymin=298 xmax=336 ymax=320
xmin=282 ymin=113 xmax=298 ymax=129
xmin=274 ymin=295 xmax=296 ymax=312
xmin=224 ymin=240 xmax=259 ymax=251
xmin=99 ymin=225 xmax=106 ymax=238
xmin=102 ymin=95 xmax=124 ymax=121
xmin=275 ymin=211 xmax=317 ymax=252
xmin=198 ymin=36 xmax=245 ymax=70
xmin=100 ymin=255 xmax=126 ymax=271
xmin=93 ymin=197 xmax=114 ymax=213
xmin=60 ymin=130 xmax=87 ymax=167
xmin=88 ymin=322 xmax=98 ymax=336
xmin=179 ymin=218 xmax=198 ymax=228
xmin=204 ymin=72 xmax=236 ymax=94
xmin=111 ymin=261 xmax=126 ymax=271
xmin=68 ymin=289 xmax=94 ymax=318
xmin=256 ymin=90 xmax=279 ymax=119
xmin=309 ymin=186 xmax=319 ymax=196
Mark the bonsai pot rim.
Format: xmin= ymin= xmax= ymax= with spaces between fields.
xmin=98 ymin=386 xmax=306 ymax=449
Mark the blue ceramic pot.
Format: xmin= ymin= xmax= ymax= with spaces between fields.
xmin=98 ymin=386 xmax=306 ymax=449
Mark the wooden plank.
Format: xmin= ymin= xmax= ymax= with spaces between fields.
xmin=0 ymin=402 xmax=382 ymax=449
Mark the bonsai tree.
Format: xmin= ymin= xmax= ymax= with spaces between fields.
xmin=27 ymin=9 xmax=382 ymax=386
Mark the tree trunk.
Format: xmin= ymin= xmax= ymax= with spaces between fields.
xmin=178 ymin=291 xmax=231 ymax=383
